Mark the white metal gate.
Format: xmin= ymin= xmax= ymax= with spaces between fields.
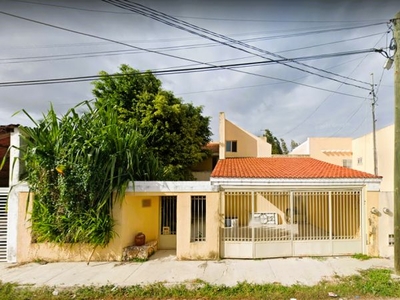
xmin=0 ymin=188 xmax=8 ymax=261
xmin=220 ymin=190 xmax=362 ymax=258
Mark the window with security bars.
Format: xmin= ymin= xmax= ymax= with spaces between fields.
xmin=160 ymin=196 xmax=177 ymax=235
xmin=191 ymin=195 xmax=206 ymax=242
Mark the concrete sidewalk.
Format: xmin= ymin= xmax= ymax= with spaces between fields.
xmin=0 ymin=251 xmax=394 ymax=287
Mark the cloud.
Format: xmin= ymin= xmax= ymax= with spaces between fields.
xmin=0 ymin=0 xmax=398 ymax=145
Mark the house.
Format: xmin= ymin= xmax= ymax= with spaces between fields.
xmin=290 ymin=124 xmax=396 ymax=257
xmin=192 ymin=112 xmax=272 ymax=180
xmin=352 ymin=124 xmax=394 ymax=257
xmin=211 ymin=157 xmax=381 ymax=258
xmin=5 ymin=115 xmax=386 ymax=262
xmin=0 ymin=124 xmax=19 ymax=262
xmin=289 ymin=137 xmax=353 ymax=168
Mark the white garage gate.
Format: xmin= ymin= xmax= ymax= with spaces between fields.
xmin=220 ymin=189 xmax=363 ymax=259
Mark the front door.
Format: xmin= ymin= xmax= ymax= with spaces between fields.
xmin=159 ymin=196 xmax=177 ymax=249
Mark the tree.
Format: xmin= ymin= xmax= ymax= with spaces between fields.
xmin=263 ymin=129 xmax=283 ymax=154
xmin=280 ymin=138 xmax=289 ymax=154
xmin=92 ymin=64 xmax=212 ymax=180
xmin=290 ymin=140 xmax=299 ymax=151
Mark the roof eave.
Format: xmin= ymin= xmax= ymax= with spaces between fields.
xmin=210 ymin=177 xmax=381 ymax=191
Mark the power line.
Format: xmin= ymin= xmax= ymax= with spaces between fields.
xmin=176 ymin=56 xmax=367 ymax=95
xmin=278 ymin=32 xmax=388 ymax=137
xmin=7 ymin=0 xmax=388 ymax=24
xmin=103 ymin=0 xmax=375 ymax=90
xmin=0 ymin=45 xmax=378 ymax=66
xmin=0 ymin=9 xmax=369 ymax=98
xmin=0 ymin=49 xmax=376 ymax=89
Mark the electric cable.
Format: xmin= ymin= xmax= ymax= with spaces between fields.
xmin=0 ymin=49 xmax=376 ymax=89
xmin=0 ymin=10 xmax=369 ymax=98
xmin=278 ymin=32 xmax=387 ymax=137
xmin=103 ymin=0 xmax=380 ymax=90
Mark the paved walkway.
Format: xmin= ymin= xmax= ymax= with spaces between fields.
xmin=0 ymin=251 xmax=395 ymax=287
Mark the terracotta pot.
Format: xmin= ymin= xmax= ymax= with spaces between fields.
xmin=135 ymin=232 xmax=146 ymax=246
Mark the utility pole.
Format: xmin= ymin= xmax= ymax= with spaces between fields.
xmin=393 ymin=11 xmax=400 ymax=275
xmin=371 ymin=73 xmax=378 ymax=176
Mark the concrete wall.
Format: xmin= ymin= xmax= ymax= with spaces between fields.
xmin=309 ymin=137 xmax=353 ymax=166
xmin=352 ymin=124 xmax=393 ymax=192
xmin=378 ymin=192 xmax=394 ymax=257
xmin=16 ymin=188 xmax=220 ymax=262
xmin=17 ymin=192 xmax=124 ymax=262
xmin=366 ymin=191 xmax=380 ymax=256
xmin=176 ymin=192 xmax=220 ymax=260
xmin=352 ymin=125 xmax=394 ymax=258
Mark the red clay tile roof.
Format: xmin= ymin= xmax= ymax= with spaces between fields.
xmin=211 ymin=157 xmax=380 ymax=179
xmin=204 ymin=142 xmax=219 ymax=154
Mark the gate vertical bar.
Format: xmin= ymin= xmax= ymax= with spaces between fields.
xmin=290 ymin=191 xmax=294 ymax=256
xmin=329 ymin=191 xmax=333 ymax=255
xmin=251 ymin=191 xmax=255 ymax=258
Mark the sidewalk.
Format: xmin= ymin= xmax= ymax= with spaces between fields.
xmin=0 ymin=251 xmax=394 ymax=287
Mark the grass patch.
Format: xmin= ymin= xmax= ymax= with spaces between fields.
xmin=351 ymin=253 xmax=374 ymax=260
xmin=0 ymin=268 xmax=398 ymax=300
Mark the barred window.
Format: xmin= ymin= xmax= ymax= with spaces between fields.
xmin=191 ymin=195 xmax=206 ymax=242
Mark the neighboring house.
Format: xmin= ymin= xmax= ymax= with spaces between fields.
xmin=6 ymin=118 xmax=388 ymax=262
xmin=0 ymin=124 xmax=19 ymax=187
xmin=192 ymin=112 xmax=272 ymax=180
xmin=219 ymin=112 xmax=271 ymax=159
xmin=191 ymin=142 xmax=219 ymax=181
xmin=290 ymin=137 xmax=353 ymax=168
xmin=352 ymin=124 xmax=394 ymax=257
xmin=0 ymin=124 xmax=19 ymax=262
xmin=290 ymin=124 xmax=396 ymax=258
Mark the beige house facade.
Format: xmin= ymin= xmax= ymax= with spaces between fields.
xmin=5 ymin=118 xmax=391 ymax=262
xmin=290 ymin=137 xmax=353 ymax=167
xmin=352 ymin=124 xmax=394 ymax=257
xmin=11 ymin=182 xmax=220 ymax=263
xmin=219 ymin=112 xmax=271 ymax=159
xmin=290 ymin=124 xmax=395 ymax=258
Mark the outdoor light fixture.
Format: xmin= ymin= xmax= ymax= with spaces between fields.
xmin=383 ymin=58 xmax=394 ymax=70
xmin=370 ymin=207 xmax=379 ymax=215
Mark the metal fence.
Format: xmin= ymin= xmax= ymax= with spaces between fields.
xmin=0 ymin=188 xmax=8 ymax=261
xmin=221 ymin=190 xmax=361 ymax=247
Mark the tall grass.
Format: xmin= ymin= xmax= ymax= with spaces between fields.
xmin=19 ymin=101 xmax=164 ymax=246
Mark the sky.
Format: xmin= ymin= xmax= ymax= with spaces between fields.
xmin=0 ymin=0 xmax=399 ymax=146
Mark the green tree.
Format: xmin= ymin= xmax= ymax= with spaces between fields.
xmin=92 ymin=64 xmax=212 ymax=180
xmin=263 ymin=129 xmax=283 ymax=154
xmin=280 ymin=138 xmax=289 ymax=154
xmin=290 ymin=139 xmax=299 ymax=151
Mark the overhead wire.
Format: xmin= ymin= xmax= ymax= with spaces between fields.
xmin=0 ymin=10 xmax=368 ymax=98
xmin=278 ymin=31 xmax=388 ymax=138
xmin=0 ymin=49 xmax=376 ymax=89
xmin=7 ymin=0 xmax=388 ymax=24
xmin=102 ymin=0 xmax=381 ymax=90
xmin=176 ymin=56 xmax=367 ymax=95
xmin=329 ymin=29 xmax=391 ymax=137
